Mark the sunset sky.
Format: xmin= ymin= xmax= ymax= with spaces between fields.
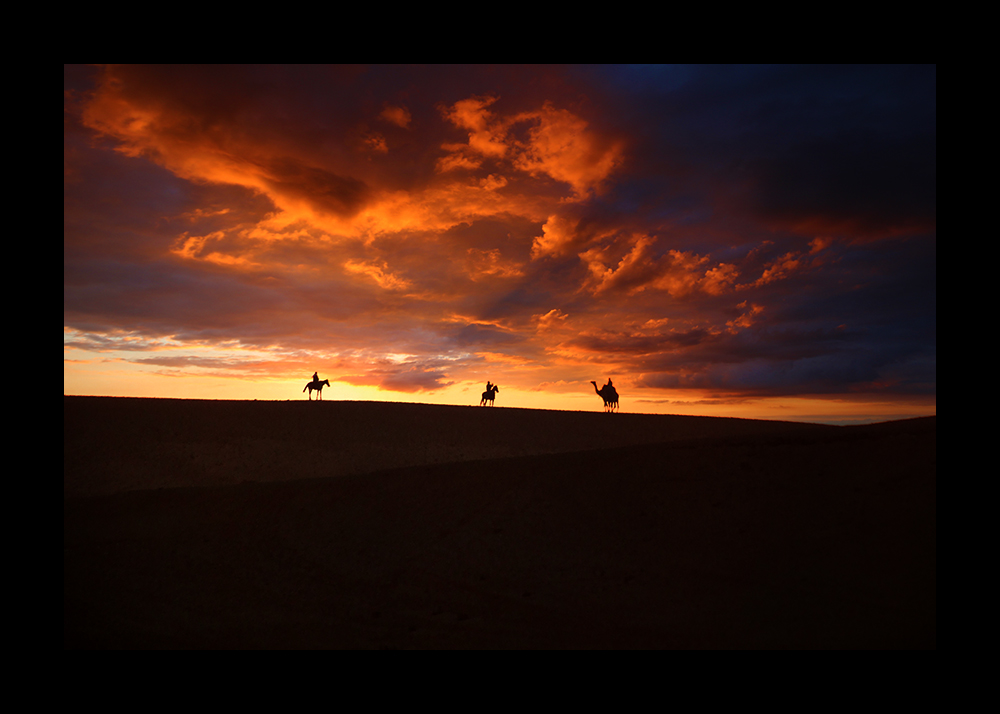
xmin=64 ymin=65 xmax=936 ymax=423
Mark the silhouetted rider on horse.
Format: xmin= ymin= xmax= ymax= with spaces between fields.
xmin=304 ymin=372 xmax=330 ymax=400
xmin=480 ymin=380 xmax=499 ymax=406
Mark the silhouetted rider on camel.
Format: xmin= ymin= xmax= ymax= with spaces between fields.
xmin=590 ymin=378 xmax=619 ymax=412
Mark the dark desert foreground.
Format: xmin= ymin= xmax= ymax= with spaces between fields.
xmin=64 ymin=396 xmax=936 ymax=649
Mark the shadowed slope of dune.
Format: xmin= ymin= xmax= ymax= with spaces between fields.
xmin=64 ymin=398 xmax=935 ymax=649
xmin=64 ymin=396 xmax=837 ymax=497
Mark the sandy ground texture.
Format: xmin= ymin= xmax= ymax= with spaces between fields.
xmin=64 ymin=397 xmax=935 ymax=649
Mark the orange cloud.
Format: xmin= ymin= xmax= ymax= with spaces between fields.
xmin=531 ymin=214 xmax=581 ymax=258
xmin=534 ymin=308 xmax=570 ymax=331
xmin=513 ymin=102 xmax=624 ymax=197
xmin=172 ymin=231 xmax=262 ymax=269
xmin=363 ymin=133 xmax=389 ymax=153
xmin=726 ymin=302 xmax=764 ymax=332
xmin=343 ymin=259 xmax=411 ymax=291
xmin=809 ymin=236 xmax=834 ymax=253
xmin=759 ymin=252 xmax=802 ymax=284
xmin=582 ymin=237 xmax=728 ymax=298
xmin=583 ymin=235 xmax=659 ymax=294
xmin=738 ymin=237 xmax=834 ymax=290
xmin=440 ymin=95 xmax=509 ymax=159
xmin=438 ymin=96 xmax=623 ymax=197
xmin=649 ymin=249 xmax=712 ymax=296
xmin=466 ymin=248 xmax=524 ymax=281
xmin=80 ymin=76 xmax=611 ymax=268
xmin=436 ymin=151 xmax=482 ymax=173
xmin=700 ymin=263 xmax=740 ymax=295
xmin=379 ymin=104 xmax=411 ymax=128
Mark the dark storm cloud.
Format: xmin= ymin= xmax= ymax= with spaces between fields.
xmin=568 ymin=327 xmax=714 ymax=355
xmin=585 ymin=64 xmax=936 ymax=243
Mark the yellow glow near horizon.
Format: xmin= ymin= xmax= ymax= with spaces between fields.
xmin=64 ymin=354 xmax=935 ymax=425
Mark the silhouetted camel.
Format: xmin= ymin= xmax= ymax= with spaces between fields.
xmin=304 ymin=379 xmax=330 ymax=400
xmin=590 ymin=381 xmax=619 ymax=412
xmin=480 ymin=384 xmax=499 ymax=406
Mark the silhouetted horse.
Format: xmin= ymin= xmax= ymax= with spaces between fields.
xmin=480 ymin=384 xmax=499 ymax=406
xmin=304 ymin=379 xmax=330 ymax=400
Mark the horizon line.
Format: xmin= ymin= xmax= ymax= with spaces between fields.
xmin=62 ymin=393 xmax=935 ymax=427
